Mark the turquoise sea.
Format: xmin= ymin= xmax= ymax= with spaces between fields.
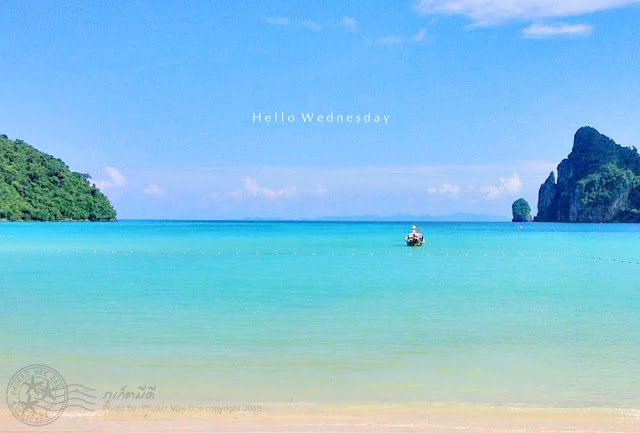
xmin=1 ymin=221 xmax=639 ymax=408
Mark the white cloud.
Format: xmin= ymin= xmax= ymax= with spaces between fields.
xmin=311 ymin=184 xmax=328 ymax=196
xmin=208 ymin=178 xmax=302 ymax=202
xmin=210 ymin=179 xmax=328 ymax=202
xmin=94 ymin=180 xmax=110 ymax=191
xmin=414 ymin=28 xmax=427 ymax=41
xmin=94 ymin=166 xmax=126 ymax=191
xmin=480 ymin=173 xmax=522 ymax=200
xmin=415 ymin=0 xmax=640 ymax=25
xmin=106 ymin=167 xmax=126 ymax=187
xmin=265 ymin=17 xmax=289 ymax=26
xmin=143 ymin=184 xmax=164 ymax=196
xmin=377 ymin=36 xmax=404 ymax=46
xmin=243 ymin=177 xmax=297 ymax=199
xmin=427 ymin=183 xmax=461 ymax=196
xmin=134 ymin=163 xmax=554 ymax=218
xmin=522 ymin=22 xmax=593 ymax=37
xmin=302 ymin=20 xmax=323 ymax=31
xmin=265 ymin=17 xmax=324 ymax=31
xmin=342 ymin=16 xmax=357 ymax=32
xmin=376 ymin=29 xmax=428 ymax=46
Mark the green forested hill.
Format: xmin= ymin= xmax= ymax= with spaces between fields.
xmin=535 ymin=127 xmax=640 ymax=222
xmin=0 ymin=134 xmax=116 ymax=221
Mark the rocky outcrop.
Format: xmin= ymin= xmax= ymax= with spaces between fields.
xmin=512 ymin=198 xmax=532 ymax=222
xmin=535 ymin=127 xmax=640 ymax=222
xmin=535 ymin=172 xmax=559 ymax=221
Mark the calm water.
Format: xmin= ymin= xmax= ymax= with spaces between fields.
xmin=1 ymin=221 xmax=639 ymax=407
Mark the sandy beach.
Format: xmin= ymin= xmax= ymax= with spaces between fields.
xmin=2 ymin=403 xmax=640 ymax=433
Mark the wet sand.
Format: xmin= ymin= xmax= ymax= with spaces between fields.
xmin=2 ymin=403 xmax=640 ymax=433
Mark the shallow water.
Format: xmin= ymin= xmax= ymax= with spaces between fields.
xmin=1 ymin=221 xmax=639 ymax=407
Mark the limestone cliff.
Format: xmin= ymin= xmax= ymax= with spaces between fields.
xmin=535 ymin=127 xmax=640 ymax=222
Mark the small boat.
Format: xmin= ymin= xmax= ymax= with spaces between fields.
xmin=405 ymin=225 xmax=424 ymax=246
xmin=405 ymin=234 xmax=424 ymax=247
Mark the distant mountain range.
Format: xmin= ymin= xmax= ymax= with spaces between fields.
xmin=312 ymin=213 xmax=508 ymax=222
xmin=242 ymin=213 xmax=509 ymax=222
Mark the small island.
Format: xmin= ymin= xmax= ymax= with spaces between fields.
xmin=0 ymin=134 xmax=116 ymax=221
xmin=535 ymin=127 xmax=640 ymax=223
xmin=511 ymin=198 xmax=532 ymax=222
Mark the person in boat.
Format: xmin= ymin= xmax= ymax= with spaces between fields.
xmin=407 ymin=225 xmax=423 ymax=242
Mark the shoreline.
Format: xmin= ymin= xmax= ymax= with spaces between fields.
xmin=2 ymin=402 xmax=640 ymax=432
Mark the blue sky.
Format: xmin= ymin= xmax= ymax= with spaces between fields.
xmin=2 ymin=0 xmax=640 ymax=219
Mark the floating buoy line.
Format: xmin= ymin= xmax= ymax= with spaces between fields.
xmin=0 ymin=249 xmax=572 ymax=259
xmin=0 ymin=247 xmax=640 ymax=266
xmin=3 ymin=249 xmax=638 ymax=264
xmin=578 ymin=254 xmax=640 ymax=266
